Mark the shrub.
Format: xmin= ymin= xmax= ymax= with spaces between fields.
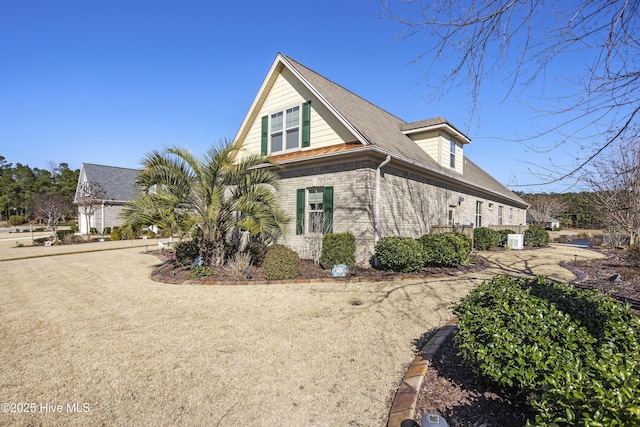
xmin=524 ymin=224 xmax=549 ymax=247
xmin=454 ymin=275 xmax=640 ymax=426
xmin=9 ymin=215 xmax=23 ymax=226
xmin=473 ymin=227 xmax=500 ymax=250
xmin=56 ymin=229 xmax=75 ymax=241
xmin=628 ymin=245 xmax=640 ymax=267
xmin=375 ymin=237 xmax=426 ymax=273
xmin=174 ymin=240 xmax=199 ymax=266
xmin=320 ymin=232 xmax=356 ymax=269
xmin=245 ymin=241 xmax=268 ymax=266
xmin=418 ymin=232 xmax=471 ymax=267
xmin=263 ymin=245 xmax=302 ymax=280
xmin=496 ymin=229 xmax=515 ymax=247
xmin=89 ymin=227 xmax=98 ymax=235
xmin=103 ymin=226 xmax=111 ymax=235
xmin=110 ymin=226 xmax=122 ymax=241
xmin=188 ymin=265 xmax=212 ymax=279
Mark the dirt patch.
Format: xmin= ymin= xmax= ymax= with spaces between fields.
xmin=412 ymin=246 xmax=640 ymax=426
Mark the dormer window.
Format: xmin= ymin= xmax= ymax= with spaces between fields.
xmin=450 ymin=140 xmax=456 ymax=168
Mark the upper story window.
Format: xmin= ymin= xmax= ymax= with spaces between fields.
xmin=261 ymin=101 xmax=311 ymax=155
xmin=450 ymin=140 xmax=456 ymax=168
xmin=270 ymin=106 xmax=300 ymax=153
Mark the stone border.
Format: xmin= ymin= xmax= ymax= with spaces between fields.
xmin=386 ymin=317 xmax=459 ymax=427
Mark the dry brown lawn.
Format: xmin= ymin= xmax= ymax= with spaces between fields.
xmin=0 ymin=238 xmax=605 ymax=426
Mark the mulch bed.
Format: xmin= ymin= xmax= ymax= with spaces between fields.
xmin=148 ymin=250 xmax=488 ymax=285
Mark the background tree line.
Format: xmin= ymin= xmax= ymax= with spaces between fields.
xmin=0 ymin=155 xmax=79 ymax=223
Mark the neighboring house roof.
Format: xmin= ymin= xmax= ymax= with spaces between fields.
xmin=234 ymin=53 xmax=528 ymax=208
xmin=74 ymin=163 xmax=141 ymax=203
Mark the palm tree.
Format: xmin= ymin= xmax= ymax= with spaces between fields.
xmin=123 ymin=140 xmax=290 ymax=266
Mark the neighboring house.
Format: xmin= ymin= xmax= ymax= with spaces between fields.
xmin=73 ymin=163 xmax=141 ymax=234
xmin=527 ymin=209 xmax=560 ymax=230
xmin=233 ymin=53 xmax=529 ymax=263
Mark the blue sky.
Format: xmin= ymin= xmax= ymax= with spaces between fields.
xmin=1 ymin=0 xmax=590 ymax=192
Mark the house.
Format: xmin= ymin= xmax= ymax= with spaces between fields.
xmin=73 ymin=163 xmax=141 ymax=234
xmin=527 ymin=209 xmax=560 ymax=230
xmin=232 ymin=53 xmax=529 ymax=263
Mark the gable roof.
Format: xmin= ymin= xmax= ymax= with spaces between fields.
xmin=235 ymin=53 xmax=528 ymax=208
xmin=75 ymin=163 xmax=141 ymax=203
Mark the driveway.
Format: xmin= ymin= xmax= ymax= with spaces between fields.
xmin=0 ymin=240 xmax=605 ymax=426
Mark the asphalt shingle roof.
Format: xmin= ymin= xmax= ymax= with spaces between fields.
xmin=77 ymin=163 xmax=141 ymax=202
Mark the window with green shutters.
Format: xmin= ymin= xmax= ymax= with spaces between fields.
xmin=296 ymin=186 xmax=333 ymax=235
xmin=261 ymin=101 xmax=310 ymax=155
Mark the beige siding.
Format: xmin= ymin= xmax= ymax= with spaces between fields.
xmin=406 ymin=129 xmax=465 ymax=174
xmin=236 ymin=68 xmax=356 ymax=162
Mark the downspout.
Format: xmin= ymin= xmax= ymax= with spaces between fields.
xmin=374 ymin=155 xmax=391 ymax=244
xmin=101 ymin=201 xmax=105 ymax=234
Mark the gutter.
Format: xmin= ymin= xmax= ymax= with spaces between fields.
xmin=375 ymin=155 xmax=392 ymax=244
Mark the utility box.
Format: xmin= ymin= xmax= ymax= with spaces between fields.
xmin=507 ymin=234 xmax=524 ymax=250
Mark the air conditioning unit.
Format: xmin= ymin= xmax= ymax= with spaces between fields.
xmin=507 ymin=234 xmax=524 ymax=250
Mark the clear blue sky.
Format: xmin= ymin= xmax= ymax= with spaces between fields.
xmin=1 ymin=0 xmax=590 ymax=192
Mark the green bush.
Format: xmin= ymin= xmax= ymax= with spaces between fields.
xmin=9 ymin=215 xmax=23 ymax=226
xmin=454 ymin=275 xmax=640 ymax=426
xmin=497 ymin=229 xmax=515 ymax=247
xmin=473 ymin=227 xmax=500 ymax=250
xmin=174 ymin=240 xmax=199 ymax=266
xmin=103 ymin=226 xmax=111 ymax=235
xmin=320 ymin=232 xmax=356 ymax=269
xmin=263 ymin=245 xmax=302 ymax=280
xmin=56 ymin=229 xmax=75 ymax=241
xmin=524 ymin=225 xmax=549 ymax=247
xmin=375 ymin=237 xmax=425 ymax=273
xmin=418 ymin=232 xmax=471 ymax=267
xmin=188 ymin=265 xmax=212 ymax=279
xmin=245 ymin=241 xmax=268 ymax=266
xmin=90 ymin=227 xmax=98 ymax=235
xmin=110 ymin=226 xmax=122 ymax=241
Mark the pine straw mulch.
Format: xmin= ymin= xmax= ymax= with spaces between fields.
xmin=413 ymin=247 xmax=640 ymax=427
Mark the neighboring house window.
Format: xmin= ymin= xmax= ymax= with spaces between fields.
xmin=498 ymin=206 xmax=503 ymax=225
xmin=448 ymin=209 xmax=454 ymax=225
xmin=296 ymin=186 xmax=333 ymax=235
xmin=261 ymin=101 xmax=311 ymax=155
xmin=475 ymin=201 xmax=483 ymax=227
xmin=450 ymin=140 xmax=456 ymax=168
xmin=509 ymin=208 xmax=513 ymax=223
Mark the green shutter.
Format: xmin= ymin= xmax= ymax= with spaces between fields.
xmin=323 ymin=186 xmax=333 ymax=234
xmin=296 ymin=189 xmax=305 ymax=235
xmin=261 ymin=115 xmax=268 ymax=155
xmin=302 ymin=101 xmax=311 ymax=148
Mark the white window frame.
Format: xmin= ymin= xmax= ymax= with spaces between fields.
xmin=498 ymin=206 xmax=503 ymax=225
xmin=269 ymin=104 xmax=301 ymax=154
xmin=449 ymin=140 xmax=456 ymax=169
xmin=307 ymin=187 xmax=324 ymax=234
xmin=475 ymin=201 xmax=483 ymax=228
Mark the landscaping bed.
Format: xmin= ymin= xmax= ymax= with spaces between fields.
xmin=413 ymin=247 xmax=640 ymax=426
xmin=150 ymin=250 xmax=488 ymax=284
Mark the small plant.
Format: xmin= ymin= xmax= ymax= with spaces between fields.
xmin=90 ymin=227 xmax=98 ymax=235
xmin=110 ymin=226 xmax=122 ymax=241
xmin=320 ymin=232 xmax=356 ymax=269
xmin=224 ymin=251 xmax=252 ymax=280
xmin=524 ymin=224 xmax=549 ymax=247
xmin=473 ymin=227 xmax=500 ymax=250
xmin=103 ymin=226 xmax=111 ymax=235
xmin=174 ymin=240 xmax=199 ymax=266
xmin=375 ymin=237 xmax=425 ymax=273
xmin=419 ymin=232 xmax=471 ymax=267
xmin=263 ymin=245 xmax=302 ymax=280
xmin=188 ymin=265 xmax=212 ymax=279
xmin=245 ymin=241 xmax=268 ymax=266
xmin=9 ymin=215 xmax=23 ymax=226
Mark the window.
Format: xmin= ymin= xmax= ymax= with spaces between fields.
xmin=475 ymin=201 xmax=483 ymax=227
xmin=450 ymin=140 xmax=456 ymax=168
xmin=261 ymin=101 xmax=311 ymax=155
xmin=498 ymin=206 xmax=503 ymax=225
xmin=448 ymin=209 xmax=454 ymax=225
xmin=296 ymin=186 xmax=333 ymax=235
